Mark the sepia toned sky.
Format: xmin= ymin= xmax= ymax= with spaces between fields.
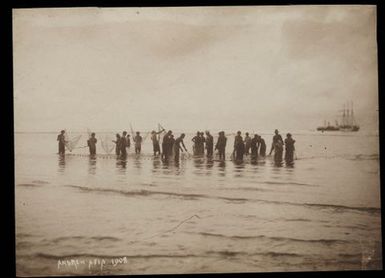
xmin=13 ymin=6 xmax=378 ymax=133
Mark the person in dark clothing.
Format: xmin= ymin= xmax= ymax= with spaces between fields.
xmin=120 ymin=131 xmax=128 ymax=157
xmin=269 ymin=129 xmax=284 ymax=155
xmin=233 ymin=131 xmax=245 ymax=161
xmin=244 ymin=132 xmax=252 ymax=155
xmin=284 ymin=133 xmax=296 ymax=164
xmin=259 ymin=135 xmax=266 ymax=157
xmin=174 ymin=133 xmax=188 ymax=162
xmin=274 ymin=139 xmax=284 ymax=164
xmin=168 ymin=134 xmax=175 ymax=157
xmin=57 ymin=130 xmax=66 ymax=155
xmin=112 ymin=133 xmax=121 ymax=156
xmin=215 ymin=131 xmax=227 ymax=161
xmin=151 ymin=129 xmax=164 ymax=156
xmin=87 ymin=132 xmax=97 ymax=155
xmin=162 ymin=130 xmax=172 ymax=160
xmin=134 ymin=132 xmax=143 ymax=154
xmin=199 ymin=132 xmax=206 ymax=155
xmin=205 ymin=131 xmax=214 ymax=158
xmin=250 ymin=134 xmax=259 ymax=160
xmin=192 ymin=131 xmax=201 ymax=155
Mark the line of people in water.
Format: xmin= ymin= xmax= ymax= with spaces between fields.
xmin=57 ymin=129 xmax=295 ymax=164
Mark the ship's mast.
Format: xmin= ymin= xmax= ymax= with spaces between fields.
xmin=342 ymin=104 xmax=346 ymax=127
xmin=346 ymin=102 xmax=351 ymax=126
xmin=351 ymin=101 xmax=355 ymax=125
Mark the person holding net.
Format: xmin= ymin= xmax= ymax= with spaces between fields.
xmin=57 ymin=130 xmax=67 ymax=155
xmin=151 ymin=128 xmax=165 ymax=156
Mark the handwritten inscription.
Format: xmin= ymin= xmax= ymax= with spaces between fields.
xmin=57 ymin=257 xmax=128 ymax=271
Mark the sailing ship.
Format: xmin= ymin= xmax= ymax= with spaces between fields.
xmin=317 ymin=102 xmax=360 ymax=132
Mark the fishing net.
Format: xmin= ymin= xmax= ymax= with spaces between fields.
xmin=130 ymin=123 xmax=151 ymax=142
xmin=142 ymin=131 xmax=152 ymax=142
xmin=64 ymin=130 xmax=82 ymax=152
xmin=100 ymin=134 xmax=115 ymax=154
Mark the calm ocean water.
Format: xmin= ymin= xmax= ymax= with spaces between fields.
xmin=15 ymin=131 xmax=382 ymax=276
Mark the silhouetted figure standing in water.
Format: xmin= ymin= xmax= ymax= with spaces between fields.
xmin=168 ymin=134 xmax=175 ymax=158
xmin=119 ymin=131 xmax=128 ymax=158
xmin=233 ymin=131 xmax=245 ymax=161
xmin=259 ymin=135 xmax=266 ymax=157
xmin=284 ymin=133 xmax=296 ymax=164
xmin=269 ymin=129 xmax=284 ymax=156
xmin=215 ymin=131 xmax=227 ymax=161
xmin=134 ymin=132 xmax=143 ymax=154
xmin=199 ymin=132 xmax=206 ymax=155
xmin=192 ymin=131 xmax=202 ymax=155
xmin=174 ymin=133 xmax=188 ymax=162
xmin=274 ymin=139 xmax=284 ymax=164
xmin=87 ymin=133 xmax=97 ymax=155
xmin=244 ymin=132 xmax=251 ymax=155
xmin=57 ymin=130 xmax=66 ymax=155
xmin=162 ymin=130 xmax=172 ymax=160
xmin=151 ymin=129 xmax=164 ymax=156
xmin=250 ymin=134 xmax=259 ymax=160
xmin=205 ymin=131 xmax=214 ymax=158
xmin=112 ymin=133 xmax=121 ymax=156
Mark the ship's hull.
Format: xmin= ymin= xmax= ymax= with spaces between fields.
xmin=339 ymin=126 xmax=360 ymax=132
xmin=317 ymin=125 xmax=359 ymax=132
xmin=317 ymin=126 xmax=340 ymax=131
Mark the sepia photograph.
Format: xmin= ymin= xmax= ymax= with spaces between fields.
xmin=13 ymin=5 xmax=381 ymax=276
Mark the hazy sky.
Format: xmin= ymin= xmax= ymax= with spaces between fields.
xmin=13 ymin=6 xmax=378 ymax=133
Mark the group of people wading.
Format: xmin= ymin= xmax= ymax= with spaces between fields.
xmin=57 ymin=129 xmax=296 ymax=164
xmin=112 ymin=131 xmax=144 ymax=156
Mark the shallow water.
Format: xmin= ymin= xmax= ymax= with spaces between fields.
xmin=15 ymin=131 xmax=382 ymax=276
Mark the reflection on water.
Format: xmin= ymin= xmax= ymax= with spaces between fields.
xmin=88 ymin=155 xmax=97 ymax=175
xmin=133 ymin=156 xmax=142 ymax=169
xmin=58 ymin=155 xmax=65 ymax=174
xmin=274 ymin=161 xmax=284 ymax=167
xmin=206 ymin=160 xmax=214 ymax=170
xmin=274 ymin=157 xmax=296 ymax=168
xmin=285 ymin=159 xmax=295 ymax=168
xmin=233 ymin=162 xmax=245 ymax=178
xmin=57 ymin=152 xmax=296 ymax=179
xmin=152 ymin=157 xmax=161 ymax=173
xmin=161 ymin=159 xmax=170 ymax=168
xmin=217 ymin=161 xmax=227 ymax=178
xmin=193 ymin=157 xmax=204 ymax=169
xmin=116 ymin=157 xmax=127 ymax=171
